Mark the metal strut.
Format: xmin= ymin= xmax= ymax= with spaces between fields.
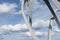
xmin=48 ymin=17 xmax=55 ymax=40
xmin=21 ymin=0 xmax=39 ymax=40
xmin=24 ymin=0 xmax=32 ymax=25
xmin=28 ymin=0 xmax=32 ymax=26
xmin=44 ymin=0 xmax=60 ymax=29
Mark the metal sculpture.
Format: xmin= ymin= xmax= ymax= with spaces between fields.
xmin=44 ymin=0 xmax=60 ymax=29
xmin=21 ymin=0 xmax=39 ymax=40
xmin=48 ymin=17 xmax=55 ymax=40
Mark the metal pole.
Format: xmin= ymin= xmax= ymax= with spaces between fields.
xmin=21 ymin=0 xmax=39 ymax=40
xmin=48 ymin=20 xmax=52 ymax=40
xmin=44 ymin=0 xmax=60 ymax=29
xmin=28 ymin=0 xmax=32 ymax=26
xmin=48 ymin=18 xmax=52 ymax=40
xmin=48 ymin=17 xmax=55 ymax=40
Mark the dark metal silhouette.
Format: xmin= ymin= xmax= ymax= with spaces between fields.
xmin=44 ymin=0 xmax=60 ymax=28
xmin=24 ymin=0 xmax=30 ymax=5
xmin=58 ymin=0 xmax=60 ymax=2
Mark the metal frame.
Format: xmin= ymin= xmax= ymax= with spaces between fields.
xmin=44 ymin=0 xmax=60 ymax=29
xmin=21 ymin=0 xmax=60 ymax=40
xmin=48 ymin=17 xmax=55 ymax=40
xmin=27 ymin=0 xmax=32 ymax=26
xmin=21 ymin=0 xmax=39 ymax=40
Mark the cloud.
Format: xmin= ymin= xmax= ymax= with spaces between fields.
xmin=0 ymin=0 xmax=49 ymax=35
xmin=25 ymin=31 xmax=54 ymax=37
xmin=12 ymin=0 xmax=46 ymax=14
xmin=0 ymin=0 xmax=46 ymax=14
xmin=32 ymin=19 xmax=49 ymax=28
xmin=0 ymin=19 xmax=49 ymax=31
xmin=25 ymin=31 xmax=47 ymax=36
xmin=0 ymin=0 xmax=49 ymax=32
xmin=19 ymin=0 xmax=46 ymax=13
xmin=30 ymin=0 xmax=46 ymax=11
xmin=0 ymin=24 xmax=27 ymax=31
xmin=0 ymin=19 xmax=50 ymax=35
xmin=55 ymin=27 xmax=60 ymax=32
xmin=0 ymin=3 xmax=17 ymax=13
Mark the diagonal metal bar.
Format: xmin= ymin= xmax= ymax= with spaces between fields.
xmin=58 ymin=0 xmax=60 ymax=2
xmin=24 ymin=0 xmax=29 ymax=5
xmin=44 ymin=0 xmax=60 ymax=28
xmin=24 ymin=0 xmax=32 ymax=25
xmin=27 ymin=0 xmax=32 ymax=26
xmin=48 ymin=21 xmax=52 ymax=40
xmin=21 ymin=0 xmax=39 ymax=40
xmin=48 ymin=17 xmax=55 ymax=40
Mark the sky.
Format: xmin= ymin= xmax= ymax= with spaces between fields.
xmin=0 ymin=0 xmax=60 ymax=40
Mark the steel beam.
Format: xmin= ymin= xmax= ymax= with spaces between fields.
xmin=44 ymin=0 xmax=60 ymax=28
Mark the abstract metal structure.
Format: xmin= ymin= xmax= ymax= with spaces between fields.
xmin=48 ymin=17 xmax=55 ymax=40
xmin=21 ymin=0 xmax=39 ymax=40
xmin=21 ymin=0 xmax=60 ymax=40
xmin=23 ymin=0 xmax=32 ymax=27
xmin=44 ymin=0 xmax=60 ymax=29
xmin=27 ymin=0 xmax=32 ymax=25
xmin=52 ymin=0 xmax=60 ymax=12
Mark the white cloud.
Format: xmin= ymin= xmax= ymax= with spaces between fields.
xmin=0 ymin=19 xmax=49 ymax=32
xmin=0 ymin=24 xmax=27 ymax=31
xmin=25 ymin=31 xmax=48 ymax=37
xmin=0 ymin=0 xmax=46 ymax=14
xmin=0 ymin=19 xmax=50 ymax=35
xmin=0 ymin=3 xmax=17 ymax=13
xmin=25 ymin=31 xmax=54 ymax=37
xmin=55 ymin=27 xmax=60 ymax=32
xmin=0 ymin=0 xmax=49 ymax=34
xmin=32 ymin=19 xmax=49 ymax=27
xmin=30 ymin=0 xmax=46 ymax=11
xmin=14 ymin=0 xmax=46 ymax=15
xmin=14 ymin=10 xmax=27 ymax=14
xmin=19 ymin=0 xmax=46 ymax=13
